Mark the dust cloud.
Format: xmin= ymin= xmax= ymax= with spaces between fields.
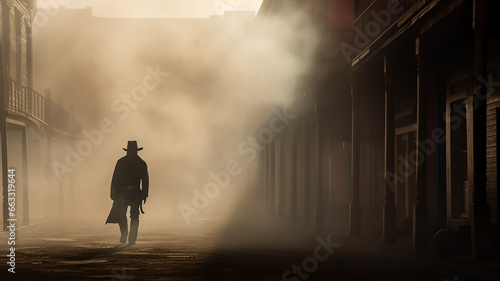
xmin=31 ymin=5 xmax=319 ymax=248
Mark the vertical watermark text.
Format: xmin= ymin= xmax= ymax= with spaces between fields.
xmin=6 ymin=168 xmax=16 ymax=274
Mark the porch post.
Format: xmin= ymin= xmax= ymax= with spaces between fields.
xmin=414 ymin=37 xmax=429 ymax=250
xmin=269 ymin=140 xmax=275 ymax=210
xmin=291 ymin=120 xmax=298 ymax=223
xmin=22 ymin=127 xmax=29 ymax=225
xmin=471 ymin=0 xmax=492 ymax=259
xmin=350 ymin=78 xmax=361 ymax=235
xmin=1 ymin=44 xmax=10 ymax=231
xmin=45 ymin=90 xmax=53 ymax=218
xmin=383 ymin=55 xmax=397 ymax=243
xmin=303 ymin=111 xmax=311 ymax=227
xmin=277 ymin=136 xmax=285 ymax=217
xmin=315 ymin=103 xmax=324 ymax=232
xmin=263 ymin=143 xmax=268 ymax=204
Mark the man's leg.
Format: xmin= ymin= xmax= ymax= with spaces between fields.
xmin=114 ymin=198 xmax=128 ymax=244
xmin=128 ymin=203 xmax=140 ymax=245
xmin=119 ymin=218 xmax=128 ymax=244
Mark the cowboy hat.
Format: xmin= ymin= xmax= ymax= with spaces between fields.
xmin=123 ymin=140 xmax=143 ymax=152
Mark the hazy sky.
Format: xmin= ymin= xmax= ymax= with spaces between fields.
xmin=37 ymin=0 xmax=264 ymax=18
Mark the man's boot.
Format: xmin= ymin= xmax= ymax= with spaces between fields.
xmin=119 ymin=220 xmax=128 ymax=244
xmin=129 ymin=219 xmax=139 ymax=245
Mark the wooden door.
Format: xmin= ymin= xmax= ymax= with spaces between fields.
xmin=395 ymin=128 xmax=417 ymax=234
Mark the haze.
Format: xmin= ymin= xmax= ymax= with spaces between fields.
xmin=37 ymin=0 xmax=264 ymax=18
xmin=29 ymin=1 xmax=320 ymax=249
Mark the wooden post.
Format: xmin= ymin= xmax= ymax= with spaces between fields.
xmin=269 ymin=140 xmax=275 ymax=210
xmin=436 ymin=77 xmax=447 ymax=230
xmin=0 ymin=44 xmax=10 ymax=231
xmin=350 ymin=80 xmax=361 ymax=235
xmin=263 ymin=143 xmax=268 ymax=204
xmin=265 ymin=144 xmax=270 ymax=205
xmin=290 ymin=120 xmax=298 ymax=223
xmin=413 ymin=37 xmax=429 ymax=250
xmin=277 ymin=136 xmax=285 ymax=217
xmin=497 ymin=108 xmax=500 ymax=224
xmin=471 ymin=0 xmax=491 ymax=259
xmin=303 ymin=112 xmax=311 ymax=227
xmin=383 ymin=55 xmax=397 ymax=243
xmin=45 ymin=89 xmax=53 ymax=218
xmin=315 ymin=103 xmax=324 ymax=232
xmin=55 ymin=98 xmax=64 ymax=216
xmin=22 ymin=127 xmax=29 ymax=225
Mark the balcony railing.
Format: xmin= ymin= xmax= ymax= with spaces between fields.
xmin=354 ymin=0 xmax=420 ymax=50
xmin=4 ymin=75 xmax=47 ymax=124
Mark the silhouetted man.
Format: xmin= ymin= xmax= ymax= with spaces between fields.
xmin=106 ymin=140 xmax=149 ymax=245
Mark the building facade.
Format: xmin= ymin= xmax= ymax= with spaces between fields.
xmin=258 ymin=0 xmax=354 ymax=233
xmin=259 ymin=0 xmax=500 ymax=259
xmin=1 ymin=0 xmax=79 ymax=230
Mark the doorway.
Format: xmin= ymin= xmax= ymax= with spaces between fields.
xmin=395 ymin=128 xmax=417 ymax=235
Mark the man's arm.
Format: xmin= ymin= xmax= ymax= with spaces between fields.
xmin=110 ymin=160 xmax=121 ymax=199
xmin=141 ymin=161 xmax=149 ymax=203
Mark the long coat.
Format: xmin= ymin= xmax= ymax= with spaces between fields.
xmin=106 ymin=154 xmax=149 ymax=224
xmin=110 ymin=154 xmax=149 ymax=199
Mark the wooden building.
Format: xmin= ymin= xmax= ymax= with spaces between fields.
xmin=259 ymin=0 xmax=500 ymax=259
xmin=1 ymin=0 xmax=79 ymax=230
xmin=258 ymin=0 xmax=354 ymax=233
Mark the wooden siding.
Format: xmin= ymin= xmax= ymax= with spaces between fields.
xmin=0 ymin=3 xmax=2 ymax=40
xmin=3 ymin=2 xmax=30 ymax=86
xmin=21 ymin=15 xmax=27 ymax=86
xmin=486 ymin=96 xmax=500 ymax=222
xmin=9 ymin=7 xmax=16 ymax=77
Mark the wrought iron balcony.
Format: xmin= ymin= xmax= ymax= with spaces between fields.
xmin=4 ymin=75 xmax=47 ymax=124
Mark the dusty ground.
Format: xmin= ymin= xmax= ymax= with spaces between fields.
xmin=1 ymin=216 xmax=498 ymax=281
